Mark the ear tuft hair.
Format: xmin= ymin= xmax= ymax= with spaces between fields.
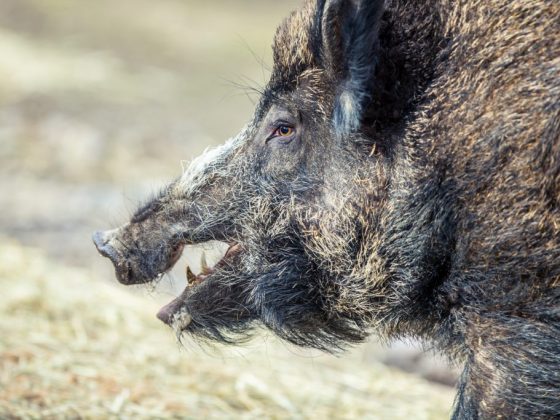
xmin=318 ymin=0 xmax=385 ymax=135
xmin=333 ymin=88 xmax=361 ymax=134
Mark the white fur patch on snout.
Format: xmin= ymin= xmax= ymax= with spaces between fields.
xmin=178 ymin=125 xmax=248 ymax=193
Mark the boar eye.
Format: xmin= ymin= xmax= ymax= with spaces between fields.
xmin=267 ymin=123 xmax=296 ymax=144
xmin=275 ymin=125 xmax=294 ymax=137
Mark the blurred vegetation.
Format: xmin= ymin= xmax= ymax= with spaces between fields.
xmin=0 ymin=0 xmax=303 ymax=181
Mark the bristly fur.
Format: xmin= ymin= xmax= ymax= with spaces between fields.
xmin=95 ymin=0 xmax=560 ymax=418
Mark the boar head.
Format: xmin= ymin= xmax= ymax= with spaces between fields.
xmin=94 ymin=0 xmax=404 ymax=352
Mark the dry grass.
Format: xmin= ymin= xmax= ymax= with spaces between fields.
xmin=0 ymin=239 xmax=454 ymax=419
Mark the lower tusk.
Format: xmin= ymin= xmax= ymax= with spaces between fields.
xmin=200 ymin=252 xmax=210 ymax=275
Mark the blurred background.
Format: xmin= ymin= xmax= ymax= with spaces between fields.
xmin=0 ymin=0 xmax=458 ymax=418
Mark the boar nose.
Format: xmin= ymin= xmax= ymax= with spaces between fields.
xmin=93 ymin=230 xmax=132 ymax=284
xmin=92 ymin=230 xmax=118 ymax=260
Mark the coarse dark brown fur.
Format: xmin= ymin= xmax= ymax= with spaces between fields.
xmin=94 ymin=1 xmax=560 ymax=418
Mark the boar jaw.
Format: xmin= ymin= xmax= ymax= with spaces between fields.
xmin=156 ymin=242 xmax=243 ymax=328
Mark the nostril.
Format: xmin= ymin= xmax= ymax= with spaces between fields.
xmin=115 ymin=260 xmax=134 ymax=285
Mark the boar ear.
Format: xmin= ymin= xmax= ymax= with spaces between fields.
xmin=319 ymin=0 xmax=384 ymax=134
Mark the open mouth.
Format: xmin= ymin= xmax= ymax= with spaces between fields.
xmin=156 ymin=242 xmax=243 ymax=328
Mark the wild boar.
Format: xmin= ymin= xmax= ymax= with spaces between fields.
xmin=94 ymin=0 xmax=560 ymax=418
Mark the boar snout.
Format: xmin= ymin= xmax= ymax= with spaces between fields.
xmin=92 ymin=230 xmax=117 ymax=260
xmin=92 ymin=229 xmax=134 ymax=285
